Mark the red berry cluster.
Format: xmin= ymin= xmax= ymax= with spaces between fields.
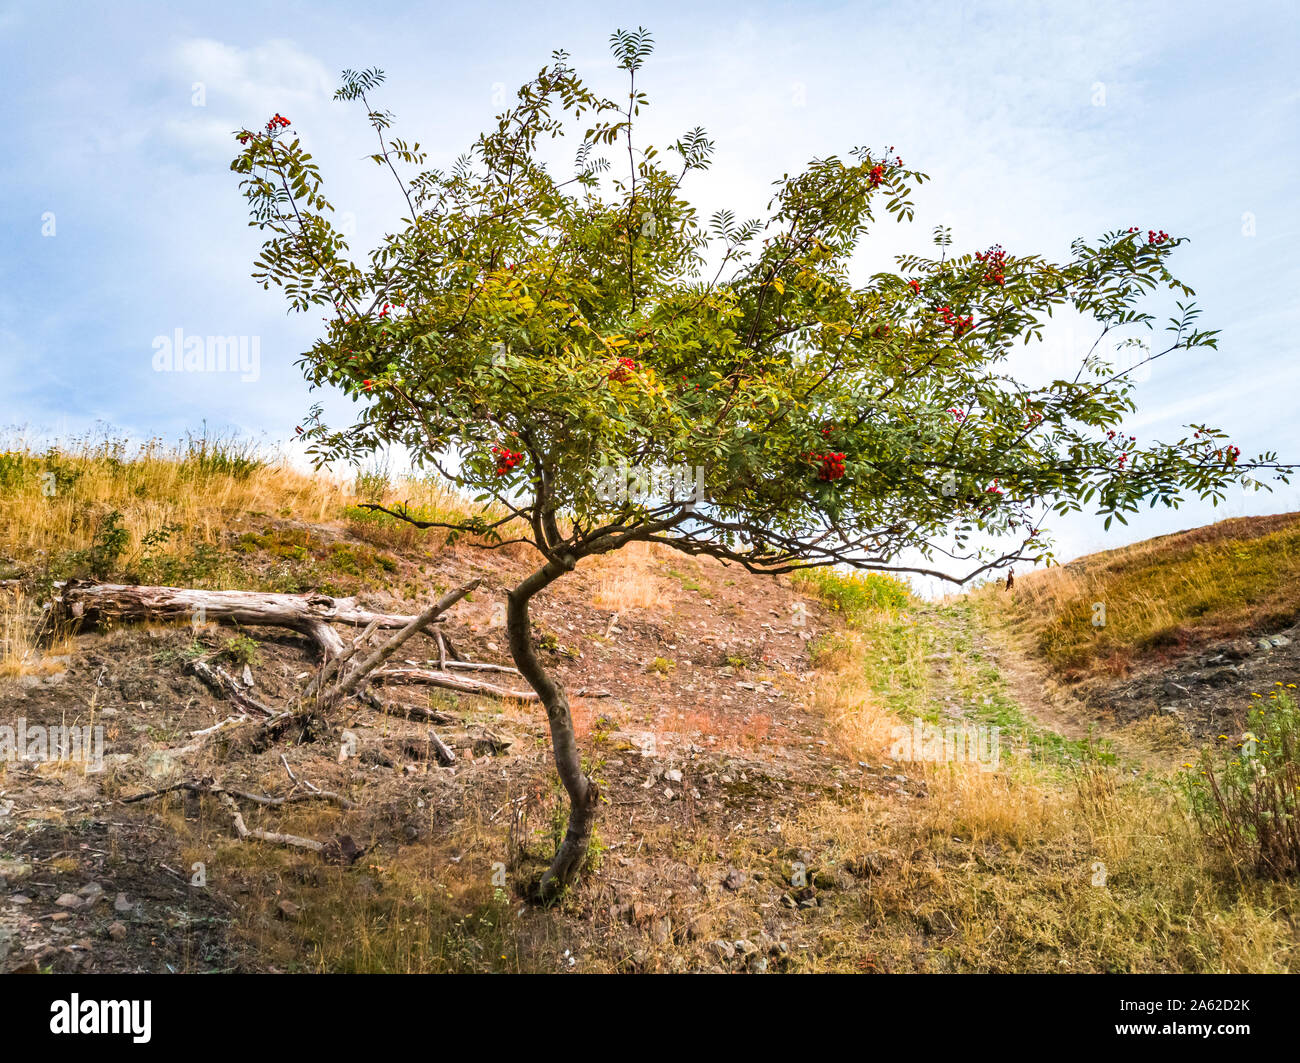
xmin=947 ymin=407 xmax=967 ymax=422
xmin=491 ymin=445 xmax=524 ymax=476
xmin=1215 ymin=444 xmax=1242 ymax=464
xmin=1107 ymin=428 xmax=1138 ymax=469
xmin=975 ymin=244 xmax=1007 ymax=286
xmin=908 ymin=279 xmax=921 ymax=294
xmin=1147 ymin=229 xmax=1169 ymax=245
xmin=237 ymin=114 xmax=291 ymax=145
xmin=869 ymin=163 xmax=885 ymax=188
xmin=608 ymin=356 xmax=638 ymax=383
xmin=986 ymin=479 xmax=1004 ymax=495
xmin=937 ymin=306 xmax=975 ymax=337
xmin=810 ymin=451 xmax=847 ymax=481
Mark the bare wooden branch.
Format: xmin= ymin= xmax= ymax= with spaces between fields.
xmin=123 ymin=778 xmax=356 ymax=854
xmin=303 ymin=617 xmax=380 ymax=697
xmin=373 ymin=667 xmax=538 ymax=701
xmin=326 ymin=579 xmax=481 ymax=702
xmin=185 ymin=658 xmax=277 ymax=717
xmin=355 ymin=687 xmax=458 ymax=724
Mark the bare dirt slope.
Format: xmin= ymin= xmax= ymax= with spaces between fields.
xmin=1 ymin=527 xmax=911 ymax=973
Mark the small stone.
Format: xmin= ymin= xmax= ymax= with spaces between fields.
xmin=733 ymin=938 xmax=758 ymax=956
xmin=275 ymin=899 xmax=300 ymax=921
xmin=9 ymin=894 xmax=32 ymax=905
xmin=708 ymin=939 xmax=735 ymax=961
xmin=665 ymin=768 xmax=683 ymax=784
xmin=1269 ymin=635 xmax=1292 ymax=648
xmin=144 ymin=750 xmax=178 ymax=780
xmin=1257 ymin=638 xmax=1275 ymax=652
xmin=54 ymin=893 xmax=83 ymax=910
xmin=114 ymin=893 xmax=132 ymax=913
xmin=107 ymin=922 xmax=127 ymax=942
xmin=751 ymin=956 xmax=769 ymax=973
xmin=77 ymin=882 xmax=103 ymax=899
xmin=650 ymin=916 xmax=672 ymax=946
xmin=722 ymin=868 xmax=746 ymax=891
xmin=0 ymin=859 xmax=31 ymax=882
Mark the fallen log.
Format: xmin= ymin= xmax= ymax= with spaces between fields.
xmin=59 ymin=581 xmax=447 ymax=658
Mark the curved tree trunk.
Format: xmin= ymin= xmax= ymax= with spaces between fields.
xmin=506 ymin=558 xmax=599 ymax=902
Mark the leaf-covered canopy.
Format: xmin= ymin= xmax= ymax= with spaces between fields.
xmin=232 ymin=29 xmax=1290 ymax=582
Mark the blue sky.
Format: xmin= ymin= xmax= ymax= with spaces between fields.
xmin=1 ymin=0 xmax=1297 ymax=581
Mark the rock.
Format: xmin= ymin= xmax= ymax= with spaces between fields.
xmin=0 ymin=799 xmax=14 ymax=817
xmin=275 ymin=899 xmax=300 ymax=921
xmin=113 ymin=893 xmax=132 ymax=914
xmin=0 ymin=859 xmax=31 ymax=882
xmin=722 ymin=868 xmax=746 ymax=891
xmin=750 ymin=955 xmax=769 ymax=973
xmin=708 ymin=939 xmax=735 ymax=961
xmin=650 ymin=916 xmax=672 ymax=946
xmin=77 ymin=882 xmax=103 ymax=900
xmin=471 ymin=730 xmax=514 ymax=756
xmin=1203 ymin=666 xmax=1241 ymax=687
xmin=144 ymin=750 xmax=178 ymax=780
xmin=54 ymin=893 xmax=83 ymax=910
xmin=1155 ymin=706 xmax=1184 ymax=718
xmin=9 ymin=894 xmax=32 ymax=905
xmin=1162 ymin=679 xmax=1191 ymax=698
xmin=733 ymin=938 xmax=758 ymax=957
xmin=665 ymin=768 xmax=683 ymax=784
xmin=1270 ymin=635 xmax=1292 ymax=648
xmin=631 ymin=900 xmax=657 ymax=926
xmin=1257 ymin=638 xmax=1275 ymax=652
xmin=811 ymin=869 xmax=838 ymax=890
xmin=107 ymin=922 xmax=127 ymax=942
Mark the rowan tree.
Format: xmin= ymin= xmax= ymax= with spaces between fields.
xmin=232 ymin=28 xmax=1292 ymax=898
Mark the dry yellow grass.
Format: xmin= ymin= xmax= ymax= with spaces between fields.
xmin=585 ymin=541 xmax=675 ymax=612
xmin=0 ymin=434 xmax=518 ymax=577
xmin=0 ymin=589 xmax=76 ymax=678
xmin=1004 ymin=511 xmax=1300 ymax=678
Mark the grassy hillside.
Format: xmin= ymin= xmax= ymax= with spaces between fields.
xmin=1001 ymin=512 xmax=1300 ymax=680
